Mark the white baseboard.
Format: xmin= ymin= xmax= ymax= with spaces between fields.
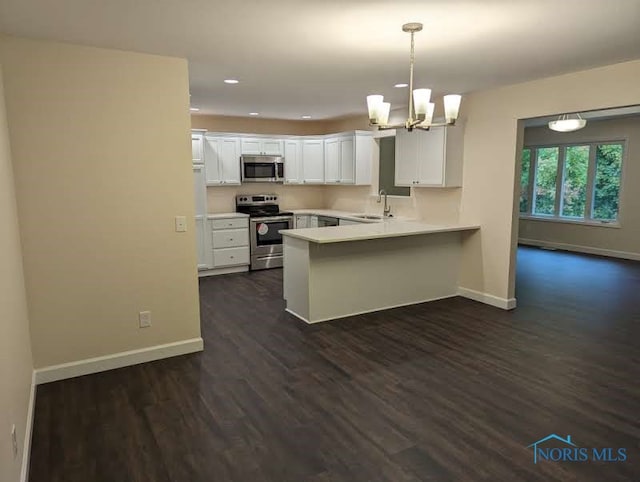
xmin=20 ymin=372 xmax=36 ymax=482
xmin=519 ymin=238 xmax=640 ymax=261
xmin=34 ymin=337 xmax=204 ymax=385
xmin=286 ymin=294 xmax=459 ymax=324
xmin=457 ymin=287 xmax=517 ymax=310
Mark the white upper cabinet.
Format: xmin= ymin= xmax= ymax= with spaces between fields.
xmin=241 ymin=137 xmax=283 ymax=155
xmin=302 ymin=139 xmax=325 ymax=184
xmin=394 ymin=124 xmax=464 ymax=187
xmin=191 ymin=132 xmax=205 ymax=164
xmin=340 ymin=137 xmax=355 ymax=184
xmin=204 ymin=135 xmax=241 ymax=185
xmin=284 ymin=139 xmax=303 ymax=184
xmin=195 ymin=130 xmax=373 ymax=186
xmin=324 ymin=132 xmax=372 ymax=185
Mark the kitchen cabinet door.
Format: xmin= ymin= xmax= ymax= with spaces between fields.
xmin=261 ymin=139 xmax=283 ymax=155
xmin=284 ymin=140 xmax=303 ymax=184
xmin=241 ymin=138 xmax=283 ymax=155
xmin=416 ymin=128 xmax=446 ymax=186
xmin=203 ymin=136 xmax=222 ymax=184
xmin=193 ymin=164 xmax=207 ymax=216
xmin=218 ymin=138 xmax=241 ymax=185
xmin=394 ymin=129 xmax=419 ymax=186
xmin=240 ymin=138 xmax=262 ymax=155
xmin=340 ymin=137 xmax=355 ymax=184
xmin=294 ymin=215 xmax=310 ymax=229
xmin=195 ymin=216 xmax=212 ymax=270
xmin=302 ymin=140 xmax=325 ymax=184
xmin=324 ymin=138 xmax=341 ymax=183
xmin=192 ymin=132 xmax=204 ymax=164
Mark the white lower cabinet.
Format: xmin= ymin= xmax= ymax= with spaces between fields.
xmin=195 ymin=216 xmax=212 ymax=270
xmin=213 ymin=247 xmax=250 ymax=268
xmin=212 ymin=228 xmax=249 ymax=249
xmin=199 ymin=214 xmax=250 ymax=276
xmin=294 ymin=215 xmax=310 ymax=229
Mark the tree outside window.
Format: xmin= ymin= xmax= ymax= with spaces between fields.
xmin=519 ymin=141 xmax=623 ymax=224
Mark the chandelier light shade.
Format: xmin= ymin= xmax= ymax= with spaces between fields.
xmin=365 ymin=22 xmax=461 ymax=131
xmin=548 ymin=113 xmax=587 ymax=132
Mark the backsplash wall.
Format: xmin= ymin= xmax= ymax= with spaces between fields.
xmin=207 ymin=184 xmax=326 ymax=213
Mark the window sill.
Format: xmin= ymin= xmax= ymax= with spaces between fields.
xmin=519 ymin=215 xmax=621 ymax=229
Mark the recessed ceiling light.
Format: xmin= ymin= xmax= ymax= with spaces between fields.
xmin=224 ymin=79 xmax=239 ymax=84
xmin=189 ymin=107 xmax=200 ymax=112
xmin=249 ymin=112 xmax=259 ymax=116
xmin=394 ymin=83 xmax=408 ymax=88
xmin=301 ymin=115 xmax=312 ymax=119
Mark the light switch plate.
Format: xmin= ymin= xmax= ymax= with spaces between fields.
xmin=175 ymin=216 xmax=187 ymax=232
xmin=139 ymin=311 xmax=151 ymax=328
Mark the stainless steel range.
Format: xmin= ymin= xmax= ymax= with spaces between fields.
xmin=236 ymin=194 xmax=293 ymax=270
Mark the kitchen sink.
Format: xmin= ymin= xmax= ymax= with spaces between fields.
xmin=352 ymin=214 xmax=384 ymax=220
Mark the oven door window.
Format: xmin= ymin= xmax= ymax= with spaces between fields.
xmin=244 ymin=163 xmax=276 ymax=179
xmin=255 ymin=221 xmax=289 ymax=246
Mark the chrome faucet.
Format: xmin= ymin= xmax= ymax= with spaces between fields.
xmin=377 ymin=189 xmax=392 ymax=217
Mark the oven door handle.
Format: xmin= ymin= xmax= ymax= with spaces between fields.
xmin=252 ymin=216 xmax=293 ymax=223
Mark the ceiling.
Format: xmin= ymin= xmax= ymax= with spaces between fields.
xmin=1 ymin=0 xmax=639 ymax=120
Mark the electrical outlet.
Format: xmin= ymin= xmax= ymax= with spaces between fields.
xmin=139 ymin=311 xmax=151 ymax=328
xmin=175 ymin=216 xmax=187 ymax=232
xmin=11 ymin=424 xmax=18 ymax=459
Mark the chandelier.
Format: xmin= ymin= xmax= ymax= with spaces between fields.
xmin=366 ymin=22 xmax=461 ymax=131
xmin=548 ymin=113 xmax=587 ymax=132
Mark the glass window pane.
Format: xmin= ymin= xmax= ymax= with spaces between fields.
xmin=592 ymin=144 xmax=623 ymax=221
xmin=520 ymin=149 xmax=531 ymax=213
xmin=533 ymin=147 xmax=559 ymax=215
xmin=561 ymin=145 xmax=589 ymax=218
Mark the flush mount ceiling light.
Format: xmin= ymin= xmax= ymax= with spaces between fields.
xmin=394 ymin=83 xmax=408 ymax=88
xmin=224 ymin=79 xmax=239 ymax=84
xmin=548 ymin=113 xmax=587 ymax=132
xmin=249 ymin=112 xmax=259 ymax=116
xmin=366 ymin=22 xmax=461 ymax=131
xmin=189 ymin=107 xmax=200 ymax=112
xmin=301 ymin=115 xmax=312 ymax=119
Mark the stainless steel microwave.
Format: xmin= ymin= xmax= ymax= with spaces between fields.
xmin=240 ymin=155 xmax=284 ymax=183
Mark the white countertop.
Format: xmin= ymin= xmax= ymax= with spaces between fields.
xmin=289 ymin=209 xmax=416 ymax=223
xmin=206 ymin=212 xmax=249 ymax=219
xmin=281 ymin=220 xmax=480 ymax=244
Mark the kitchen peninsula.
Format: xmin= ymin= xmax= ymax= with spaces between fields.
xmin=281 ymin=221 xmax=480 ymax=323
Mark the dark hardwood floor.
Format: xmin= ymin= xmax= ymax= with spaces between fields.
xmin=29 ymin=246 xmax=640 ymax=481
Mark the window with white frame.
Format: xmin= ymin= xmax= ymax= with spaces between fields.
xmin=519 ymin=142 xmax=624 ymax=223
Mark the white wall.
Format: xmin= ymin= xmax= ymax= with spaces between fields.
xmin=0 ymin=64 xmax=34 ymax=482
xmin=519 ymin=116 xmax=640 ymax=259
xmin=0 ymin=35 xmax=202 ymax=368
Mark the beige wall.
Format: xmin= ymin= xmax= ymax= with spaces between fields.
xmin=0 ymin=36 xmax=201 ymax=368
xmin=0 ymin=65 xmax=34 ymax=482
xmin=191 ymin=113 xmax=370 ymax=136
xmin=459 ymin=59 xmax=640 ymax=300
xmin=207 ymin=184 xmax=325 ymax=213
xmin=519 ymin=116 xmax=640 ymax=258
